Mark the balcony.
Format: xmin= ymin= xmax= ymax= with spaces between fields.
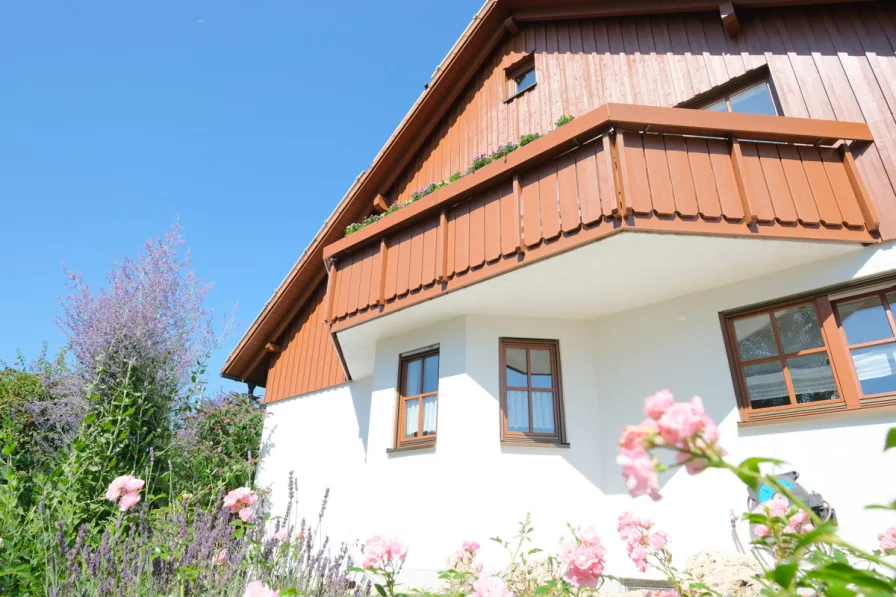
xmin=321 ymin=103 xmax=879 ymax=374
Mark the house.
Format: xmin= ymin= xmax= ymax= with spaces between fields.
xmin=223 ymin=0 xmax=896 ymax=584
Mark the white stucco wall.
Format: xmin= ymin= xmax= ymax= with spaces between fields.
xmin=256 ymin=241 xmax=896 ymax=587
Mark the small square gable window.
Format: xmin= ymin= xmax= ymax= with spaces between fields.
xmin=503 ymin=52 xmax=536 ymax=102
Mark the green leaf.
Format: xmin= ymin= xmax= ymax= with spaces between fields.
xmin=866 ymin=500 xmax=896 ymax=511
xmin=375 ymin=584 xmax=389 ymax=597
xmin=885 ymin=427 xmax=896 ymax=451
xmin=280 ymin=589 xmax=299 ymax=596
xmin=768 ymin=562 xmax=798 ymax=588
xmin=735 ymin=457 xmax=785 ymax=491
xmin=804 ymin=563 xmax=894 ymax=592
xmin=823 ymin=586 xmax=857 ymax=597
xmin=535 ymin=587 xmax=552 ymax=596
xmin=346 ymin=567 xmax=365 ymax=574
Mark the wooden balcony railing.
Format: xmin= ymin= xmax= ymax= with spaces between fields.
xmin=321 ymin=103 xmax=879 ymax=332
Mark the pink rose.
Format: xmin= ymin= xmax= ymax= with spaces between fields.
xmin=273 ymin=529 xmax=288 ymax=541
xmin=619 ymin=419 xmax=658 ymax=451
xmin=879 ymin=526 xmax=896 ymax=553
xmin=559 ymin=538 xmax=605 ymax=588
xmin=362 ymin=535 xmax=406 ymax=569
xmin=644 ymin=389 xmax=675 ymax=420
xmin=789 ymin=510 xmax=809 ymax=528
xmin=577 ymin=526 xmax=602 ymax=548
xmin=224 ymin=487 xmax=259 ymax=513
xmin=105 ymin=475 xmax=144 ymax=511
xmin=213 ymin=549 xmax=228 ymax=565
xmin=657 ymin=397 xmax=707 ymax=446
xmin=649 ymin=591 xmax=680 ymax=597
xmin=617 ymin=448 xmax=661 ymax=500
xmin=463 ymin=540 xmax=480 ymax=553
xmin=244 ymin=580 xmax=279 ymax=597
xmin=239 ymin=507 xmax=254 ymax=523
xmin=801 ymin=524 xmax=815 ymax=534
xmin=118 ymin=491 xmax=141 ymax=511
xmin=764 ymin=497 xmax=789 ymax=520
xmin=754 ymin=524 xmax=770 ymax=538
xmin=471 ymin=575 xmax=513 ymax=597
xmin=648 ymin=531 xmax=667 ymax=550
xmin=630 ymin=545 xmax=648 ymax=572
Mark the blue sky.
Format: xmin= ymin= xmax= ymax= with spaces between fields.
xmin=0 ymin=0 xmax=482 ymax=395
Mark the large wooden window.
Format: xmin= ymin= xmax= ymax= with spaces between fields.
xmin=834 ymin=290 xmax=896 ymax=400
xmin=395 ymin=349 xmax=439 ymax=448
xmin=499 ymin=339 xmax=566 ymax=443
xmin=723 ymin=281 xmax=896 ymax=423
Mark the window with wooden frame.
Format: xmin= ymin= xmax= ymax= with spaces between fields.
xmin=395 ymin=348 xmax=439 ymax=448
xmin=500 ymin=339 xmax=566 ymax=443
xmin=503 ymin=52 xmax=536 ymax=102
xmin=684 ymin=71 xmax=781 ymax=117
xmin=722 ymin=280 xmax=896 ymax=424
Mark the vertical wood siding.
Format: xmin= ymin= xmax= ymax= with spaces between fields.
xmin=387 ymin=4 xmax=896 ymax=239
xmin=265 ymin=281 xmax=345 ymax=403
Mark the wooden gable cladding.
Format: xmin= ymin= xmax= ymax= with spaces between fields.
xmin=384 ymin=4 xmax=896 ymax=241
xmin=264 ymin=281 xmax=346 ymax=404
xmin=323 ymin=103 xmax=879 ymax=333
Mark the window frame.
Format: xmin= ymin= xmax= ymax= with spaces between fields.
xmin=721 ymin=279 xmax=896 ymax=424
xmin=831 ymin=289 xmax=896 ymax=402
xmin=504 ymin=53 xmax=537 ymax=103
xmin=499 ymin=338 xmax=567 ymax=444
xmin=682 ymin=70 xmax=782 ymax=116
xmin=395 ymin=348 xmax=440 ymax=449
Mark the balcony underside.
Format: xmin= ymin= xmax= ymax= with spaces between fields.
xmin=337 ymin=232 xmax=861 ymax=379
xmin=322 ymin=104 xmax=880 ymax=377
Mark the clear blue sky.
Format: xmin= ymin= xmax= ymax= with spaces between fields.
xmin=0 ymin=0 xmax=482 ymax=395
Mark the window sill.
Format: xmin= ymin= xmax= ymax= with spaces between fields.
xmin=504 ymin=82 xmax=537 ymax=104
xmin=738 ymin=400 xmax=896 ymax=429
xmin=386 ymin=442 xmax=436 ymax=455
xmin=501 ymin=440 xmax=570 ymax=449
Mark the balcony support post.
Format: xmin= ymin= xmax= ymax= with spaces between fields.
xmin=729 ymin=136 xmax=758 ymax=226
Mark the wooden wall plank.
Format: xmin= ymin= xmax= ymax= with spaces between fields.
xmin=685 ymin=137 xmax=722 ymax=219
xmin=799 ymin=146 xmax=843 ymax=226
xmin=576 ymin=143 xmax=603 ymax=225
xmin=421 ymin=216 xmax=439 ymax=286
xmin=642 ymin=134 xmax=675 ymax=216
xmin=597 ymin=135 xmax=617 ymax=217
xmin=664 ymin=135 xmax=697 ymax=217
xmin=408 ymin=223 xmax=425 ymax=291
xmin=500 ymin=180 xmax=521 ymax=256
xmin=538 ymin=163 xmax=562 ymax=239
xmin=522 ymin=170 xmax=543 ymax=246
xmin=777 ymin=144 xmax=820 ymax=225
xmin=455 ymin=201 xmax=471 ymax=272
xmin=469 ymin=196 xmax=486 ymax=268
xmin=556 ymin=151 xmax=581 ymax=232
xmin=707 ymin=138 xmax=743 ymax=220
xmin=820 ymin=148 xmax=863 ymax=227
xmin=622 ymin=133 xmax=653 ymax=215
xmin=756 ymin=143 xmax=797 ymax=224
xmin=484 ymin=188 xmax=502 ymax=262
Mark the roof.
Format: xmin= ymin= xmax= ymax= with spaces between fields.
xmin=221 ymin=0 xmax=873 ymax=386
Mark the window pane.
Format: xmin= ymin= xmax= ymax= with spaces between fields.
xmin=532 ymin=391 xmax=555 ymax=434
xmin=422 ymin=395 xmax=437 ymax=435
xmin=786 ymin=353 xmax=838 ymax=403
xmin=851 ymin=343 xmax=896 ymax=396
xmin=515 ymin=68 xmax=536 ymax=93
xmin=530 ymin=349 xmax=553 ymax=389
xmin=838 ymin=296 xmax=893 ymax=345
xmin=729 ymin=82 xmax=777 ymax=116
xmin=774 ymin=305 xmax=824 ymax=354
xmin=404 ymin=359 xmax=422 ymax=395
xmin=704 ymin=99 xmax=728 ymax=112
xmin=423 ymin=354 xmax=439 ymax=393
xmin=404 ymin=399 xmax=419 ymax=437
xmin=734 ymin=313 xmax=779 ymax=361
xmin=506 ymin=347 xmax=528 ymax=387
xmin=507 ymin=390 xmax=529 ymax=432
xmin=743 ymin=361 xmax=790 ymax=409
